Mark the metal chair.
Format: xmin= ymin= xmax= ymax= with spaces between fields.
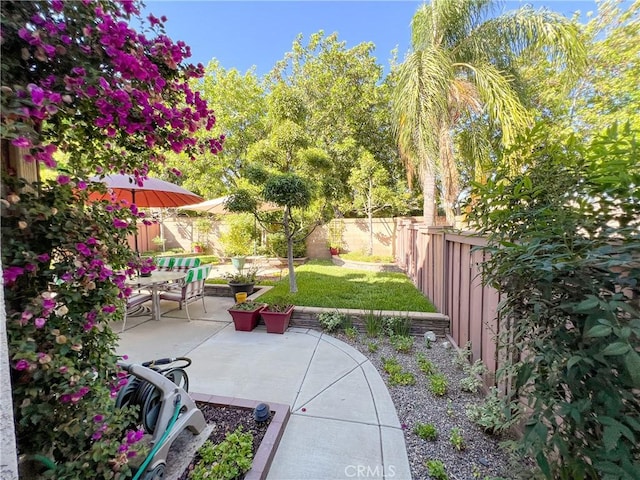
xmin=159 ymin=265 xmax=211 ymax=321
xmin=122 ymin=292 xmax=152 ymax=332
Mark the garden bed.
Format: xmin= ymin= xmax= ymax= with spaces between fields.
xmin=166 ymin=395 xmax=290 ymax=480
xmin=333 ymin=331 xmax=520 ymax=480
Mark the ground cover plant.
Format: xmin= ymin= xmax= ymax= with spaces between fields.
xmin=257 ymin=260 xmax=437 ymax=311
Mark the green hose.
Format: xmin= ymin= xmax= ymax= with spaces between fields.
xmin=132 ymin=395 xmax=182 ymax=480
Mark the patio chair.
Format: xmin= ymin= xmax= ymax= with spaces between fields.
xmin=155 ymin=257 xmax=175 ymax=271
xmin=158 ymin=257 xmax=201 ymax=293
xmin=159 ymin=264 xmax=211 ymax=321
xmin=171 ymin=257 xmax=201 ymax=273
xmin=122 ymin=291 xmax=152 ymax=332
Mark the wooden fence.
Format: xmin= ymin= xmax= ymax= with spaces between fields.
xmin=396 ymin=220 xmax=502 ymax=385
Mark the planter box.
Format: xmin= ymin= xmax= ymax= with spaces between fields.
xmin=228 ymin=304 xmax=264 ymax=331
xmin=261 ymin=305 xmax=294 ymax=334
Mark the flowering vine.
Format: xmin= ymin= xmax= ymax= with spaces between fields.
xmin=1 ymin=0 xmax=221 ymax=477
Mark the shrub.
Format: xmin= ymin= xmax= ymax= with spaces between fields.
xmin=219 ymin=213 xmax=257 ymax=257
xmin=425 ymin=459 xmax=449 ymax=480
xmin=449 ymin=427 xmax=466 ymax=451
xmin=367 ymin=342 xmax=379 ymax=353
xmin=382 ymin=316 xmax=412 ymax=337
xmin=317 ymin=311 xmax=347 ymax=332
xmin=390 ymin=335 xmax=414 ymax=353
xmin=413 ymin=423 xmax=438 ymax=441
xmin=466 ymin=387 xmax=517 ymax=435
xmin=382 ymin=357 xmax=415 ymax=386
xmin=190 ymin=427 xmax=253 ymax=480
xmin=467 ymin=124 xmax=640 ymax=478
xmin=428 ymin=373 xmax=448 ymax=396
xmin=460 ymin=359 xmax=487 ymax=393
xmin=267 ymin=232 xmax=307 ymax=258
xmin=453 ymin=341 xmax=473 ymax=369
xmin=344 ymin=326 xmax=359 ymax=340
xmin=416 ymin=353 xmax=436 ymax=375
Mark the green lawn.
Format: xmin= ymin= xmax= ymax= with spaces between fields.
xmin=257 ymin=260 xmax=437 ymax=312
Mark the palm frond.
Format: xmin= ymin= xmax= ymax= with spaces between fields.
xmin=454 ymin=61 xmax=532 ymax=145
xmin=457 ymin=6 xmax=587 ymax=80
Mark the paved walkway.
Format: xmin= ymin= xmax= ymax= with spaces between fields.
xmin=115 ymin=296 xmax=411 ymax=480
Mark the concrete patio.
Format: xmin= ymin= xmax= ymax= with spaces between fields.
xmin=114 ymin=296 xmax=412 ymax=480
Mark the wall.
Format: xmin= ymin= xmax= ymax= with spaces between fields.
xmin=156 ymin=215 xmax=424 ymax=259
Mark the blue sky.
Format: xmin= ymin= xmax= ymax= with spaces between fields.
xmin=142 ymin=0 xmax=599 ymax=78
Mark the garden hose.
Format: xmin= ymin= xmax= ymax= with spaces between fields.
xmin=131 ymin=395 xmax=182 ymax=480
xmin=115 ymin=357 xmax=191 ymax=433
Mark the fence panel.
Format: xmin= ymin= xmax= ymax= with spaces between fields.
xmin=396 ymin=223 xmax=502 ymax=384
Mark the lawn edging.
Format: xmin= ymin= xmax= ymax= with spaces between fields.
xmin=290 ymin=306 xmax=449 ymax=337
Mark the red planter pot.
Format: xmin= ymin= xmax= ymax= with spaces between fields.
xmin=228 ymin=304 xmax=264 ymax=331
xmin=261 ymin=305 xmax=294 ymax=334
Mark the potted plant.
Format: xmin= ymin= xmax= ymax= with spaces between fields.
xmin=225 ymin=266 xmax=258 ymax=296
xmin=228 ymin=301 xmax=265 ymax=331
xmin=261 ymin=297 xmax=294 ymax=334
xmin=328 ymin=242 xmax=341 ymax=256
xmin=191 ymin=241 xmax=205 ymax=254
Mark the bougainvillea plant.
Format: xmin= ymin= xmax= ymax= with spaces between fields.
xmin=1 ymin=1 xmax=221 ymax=477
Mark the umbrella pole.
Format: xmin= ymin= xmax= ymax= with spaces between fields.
xmin=132 ymin=190 xmax=139 ymax=254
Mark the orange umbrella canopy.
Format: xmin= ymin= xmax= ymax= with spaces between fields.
xmin=88 ymin=174 xmax=202 ymax=208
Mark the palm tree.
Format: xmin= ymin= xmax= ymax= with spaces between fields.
xmin=392 ymin=0 xmax=586 ymax=225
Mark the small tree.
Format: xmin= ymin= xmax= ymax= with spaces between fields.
xmin=348 ymin=150 xmax=410 ymax=255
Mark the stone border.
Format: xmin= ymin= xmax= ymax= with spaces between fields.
xmin=188 ymin=393 xmax=290 ymax=480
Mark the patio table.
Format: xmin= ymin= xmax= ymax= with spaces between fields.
xmin=127 ymin=271 xmax=186 ymax=321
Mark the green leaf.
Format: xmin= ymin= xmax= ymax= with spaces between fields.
xmin=623 ymin=350 xmax=640 ymax=387
xmin=601 ymin=342 xmax=630 ymax=356
xmin=575 ymin=296 xmax=600 ymax=312
xmin=603 ymin=425 xmax=622 ymax=452
xmin=585 ymin=324 xmax=612 ymax=338
xmin=566 ymin=355 xmax=582 ymax=370
xmin=536 ymin=451 xmax=551 ymax=478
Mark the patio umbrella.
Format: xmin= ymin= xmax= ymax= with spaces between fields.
xmin=88 ymin=174 xmax=203 ymax=208
xmin=177 ymin=196 xmax=279 ymax=214
xmin=88 ymin=174 xmax=203 ymax=252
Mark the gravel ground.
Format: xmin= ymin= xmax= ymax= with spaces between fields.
xmin=335 ymin=331 xmax=516 ymax=480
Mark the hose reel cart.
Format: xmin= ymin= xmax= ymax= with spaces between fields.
xmin=115 ymin=357 xmax=206 ymax=480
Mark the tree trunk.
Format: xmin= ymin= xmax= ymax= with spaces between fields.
xmin=284 ymin=206 xmax=297 ymax=293
xmin=423 ymin=167 xmax=437 ymax=226
xmin=367 ymin=179 xmax=373 ymax=256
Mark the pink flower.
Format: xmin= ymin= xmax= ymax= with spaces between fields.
xmin=37 ymin=253 xmax=50 ymax=262
xmin=113 ymin=218 xmax=128 ymax=229
xmin=34 ymin=317 xmax=46 ymax=329
xmin=102 ymin=305 xmax=116 ymax=313
xmin=15 ymin=359 xmax=30 ymax=371
xmin=3 ymin=266 xmax=24 ymax=284
xmin=56 ymin=175 xmax=70 ymax=185
xmin=77 ymin=181 xmax=87 ymax=190
xmin=11 ymin=137 xmax=31 ymax=148
xmin=27 ymin=84 xmax=45 ymax=105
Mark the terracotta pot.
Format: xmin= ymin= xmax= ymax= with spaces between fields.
xmin=228 ymin=304 xmax=264 ymax=331
xmin=261 ymin=305 xmax=294 ymax=334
